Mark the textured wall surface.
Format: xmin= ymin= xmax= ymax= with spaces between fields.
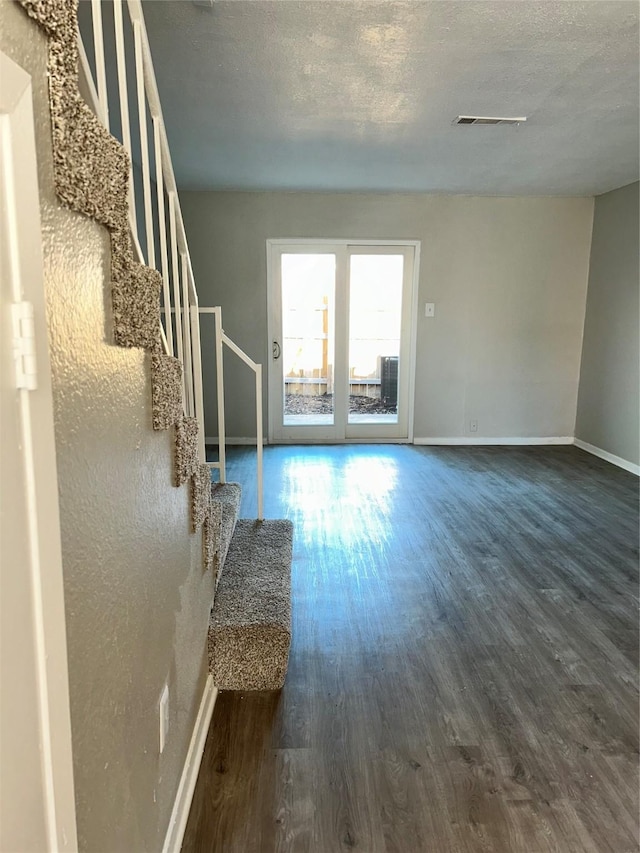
xmin=576 ymin=182 xmax=640 ymax=465
xmin=182 ymin=190 xmax=593 ymax=440
xmin=0 ymin=3 xmax=214 ymax=850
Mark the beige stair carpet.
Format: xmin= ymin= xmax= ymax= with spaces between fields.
xmin=210 ymin=482 xmax=242 ymax=589
xmin=209 ymin=519 xmax=293 ymax=691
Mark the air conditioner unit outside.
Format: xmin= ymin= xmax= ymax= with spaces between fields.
xmin=380 ymin=356 xmax=398 ymax=408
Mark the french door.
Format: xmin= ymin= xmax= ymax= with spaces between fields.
xmin=267 ymin=241 xmax=418 ymax=442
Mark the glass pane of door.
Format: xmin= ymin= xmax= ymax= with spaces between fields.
xmin=348 ymin=254 xmax=404 ymax=424
xmin=281 ymin=253 xmax=336 ymax=427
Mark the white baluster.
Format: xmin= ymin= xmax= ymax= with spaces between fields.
xmin=133 ymin=20 xmax=155 ymax=270
xmin=154 ymin=120 xmax=173 ymax=354
xmin=181 ymin=254 xmax=194 ymax=417
xmin=113 ymin=0 xmax=138 ymax=240
xmin=169 ymin=193 xmax=184 ymax=388
xmin=91 ymin=0 xmax=109 ymax=129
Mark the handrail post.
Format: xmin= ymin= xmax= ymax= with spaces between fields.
xmin=214 ymin=309 xmax=226 ymax=484
xmin=255 ymin=364 xmax=264 ymax=521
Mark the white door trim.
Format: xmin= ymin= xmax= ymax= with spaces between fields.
xmin=266 ymin=238 xmax=420 ymax=444
xmin=0 ymin=49 xmax=78 ymax=852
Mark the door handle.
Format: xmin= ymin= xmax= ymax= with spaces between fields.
xmin=272 ymin=340 xmax=281 ymax=360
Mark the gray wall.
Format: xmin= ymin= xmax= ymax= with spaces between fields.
xmin=576 ymin=182 xmax=640 ymax=466
xmin=0 ymin=5 xmax=214 ymax=851
xmin=182 ymin=191 xmax=594 ymax=440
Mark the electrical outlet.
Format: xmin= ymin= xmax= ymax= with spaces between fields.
xmin=159 ymin=683 xmax=169 ymax=754
xmin=469 ymin=419 xmax=478 ymax=433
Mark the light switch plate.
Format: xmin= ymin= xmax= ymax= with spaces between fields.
xmin=425 ymin=302 xmax=435 ymax=317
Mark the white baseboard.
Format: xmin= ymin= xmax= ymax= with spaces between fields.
xmin=413 ymin=436 xmax=573 ymax=446
xmin=206 ymin=436 xmax=267 ymax=446
xmin=162 ymin=674 xmax=218 ymax=853
xmin=573 ymin=438 xmax=640 ymax=475
xmin=268 ymin=437 xmax=410 ymax=445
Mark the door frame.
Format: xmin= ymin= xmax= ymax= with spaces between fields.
xmin=266 ymin=238 xmax=421 ymax=444
xmin=1 ymin=49 xmax=78 ymax=852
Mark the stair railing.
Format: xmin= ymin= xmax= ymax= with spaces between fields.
xmin=77 ymin=0 xmax=206 ymax=454
xmin=199 ymin=308 xmax=264 ymax=521
xmin=76 ymin=0 xmax=264 ymax=519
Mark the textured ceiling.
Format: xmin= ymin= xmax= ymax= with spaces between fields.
xmin=141 ymin=0 xmax=639 ymax=195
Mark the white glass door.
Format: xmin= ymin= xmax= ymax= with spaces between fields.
xmin=345 ymin=246 xmax=414 ymax=440
xmin=269 ymin=242 xmax=416 ymax=442
xmin=271 ymin=246 xmax=343 ymax=441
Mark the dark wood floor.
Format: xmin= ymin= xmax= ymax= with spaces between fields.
xmin=184 ymin=445 xmax=639 ymax=853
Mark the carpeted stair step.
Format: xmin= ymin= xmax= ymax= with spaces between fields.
xmin=208 ymin=519 xmax=293 ymax=690
xmin=210 ymin=482 xmax=242 ymax=588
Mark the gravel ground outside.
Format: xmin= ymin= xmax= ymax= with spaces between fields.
xmin=284 ymin=393 xmax=397 ymax=415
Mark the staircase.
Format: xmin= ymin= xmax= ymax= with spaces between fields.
xmin=20 ymin=0 xmax=293 ymax=693
xmin=209 ymin=483 xmax=293 ymax=690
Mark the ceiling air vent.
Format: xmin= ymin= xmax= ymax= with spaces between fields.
xmin=454 ymin=116 xmax=527 ymax=126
